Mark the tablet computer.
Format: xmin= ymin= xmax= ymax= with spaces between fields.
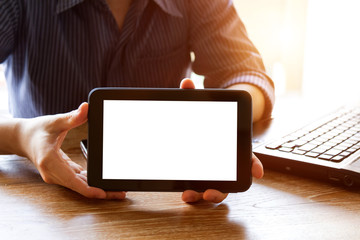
xmin=87 ymin=88 xmax=252 ymax=192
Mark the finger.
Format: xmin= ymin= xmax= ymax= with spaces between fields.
xmin=180 ymin=78 xmax=196 ymax=89
xmin=76 ymin=173 xmax=126 ymax=199
xmin=67 ymin=173 xmax=124 ymax=199
xmin=252 ymin=153 xmax=264 ymax=179
xmin=51 ymin=102 xmax=88 ymax=133
xmin=104 ymin=191 xmax=127 ymax=200
xmin=58 ymin=170 xmax=107 ymax=199
xmin=77 ymin=172 xmax=87 ymax=182
xmin=67 ymin=160 xmax=84 ymax=173
xmin=60 ymin=149 xmax=84 ymax=173
xmin=40 ymin=155 xmax=109 ymax=199
xmin=203 ymin=189 xmax=228 ymax=203
xmin=182 ymin=190 xmax=203 ymax=203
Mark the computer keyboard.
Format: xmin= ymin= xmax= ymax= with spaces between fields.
xmin=265 ymin=107 xmax=360 ymax=163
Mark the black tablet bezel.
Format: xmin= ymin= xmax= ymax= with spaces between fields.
xmin=87 ymin=88 xmax=252 ymax=192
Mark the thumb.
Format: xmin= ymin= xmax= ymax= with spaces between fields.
xmin=50 ymin=102 xmax=88 ymax=133
xmin=180 ymin=78 xmax=196 ymax=89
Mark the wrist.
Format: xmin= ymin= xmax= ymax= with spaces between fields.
xmin=12 ymin=118 xmax=29 ymax=157
xmin=0 ymin=118 xmax=29 ymax=157
xmin=226 ymin=83 xmax=265 ymax=122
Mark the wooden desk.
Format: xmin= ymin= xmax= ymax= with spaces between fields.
xmin=1 ymin=113 xmax=360 ymax=239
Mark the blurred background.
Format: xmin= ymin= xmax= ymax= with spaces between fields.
xmin=233 ymin=0 xmax=360 ymax=101
xmin=1 ymin=0 xmax=360 ymax=115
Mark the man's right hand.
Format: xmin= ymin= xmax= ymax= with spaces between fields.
xmin=179 ymin=78 xmax=264 ymax=204
xmin=11 ymin=103 xmax=126 ymax=199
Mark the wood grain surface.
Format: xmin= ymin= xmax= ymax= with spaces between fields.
xmin=1 ymin=123 xmax=360 ymax=240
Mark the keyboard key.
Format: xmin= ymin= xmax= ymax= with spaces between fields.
xmin=283 ymin=135 xmax=299 ymax=142
xmin=342 ymin=122 xmax=354 ymax=128
xmin=331 ymin=155 xmax=345 ymax=162
xmin=352 ymin=144 xmax=360 ymax=150
xmin=347 ymin=147 xmax=358 ymax=153
xmin=289 ymin=130 xmax=308 ymax=138
xmin=321 ymin=133 xmax=336 ymax=141
xmin=327 ymin=121 xmax=341 ymax=127
xmin=345 ymin=128 xmax=358 ymax=134
xmin=292 ymin=149 xmax=307 ymax=155
xmin=279 ymin=147 xmax=293 ymax=152
xmin=316 ymin=136 xmax=333 ymax=143
xmin=340 ymin=141 xmax=354 ymax=148
xmin=287 ymin=133 xmax=300 ymax=140
xmin=318 ymin=154 xmax=333 ymax=160
xmin=299 ymin=135 xmax=315 ymax=141
xmin=299 ymin=143 xmax=317 ymax=151
xmin=292 ymin=139 xmax=308 ymax=146
xmin=326 ymin=130 xmax=341 ymax=137
xmin=341 ymin=131 xmax=355 ymax=138
xmin=309 ymin=140 xmax=324 ymax=146
xmin=351 ymin=136 xmax=360 ymax=141
xmin=334 ymin=144 xmax=349 ymax=151
xmin=313 ymin=129 xmax=326 ymax=135
xmin=321 ymin=124 xmax=335 ymax=131
xmin=330 ymin=137 xmax=345 ymax=144
xmin=282 ymin=142 xmax=297 ymax=148
xmin=265 ymin=141 xmax=284 ymax=149
xmin=347 ymin=120 xmax=358 ymax=126
xmin=339 ymin=151 xmax=351 ymax=158
xmin=345 ymin=139 xmax=358 ymax=145
xmin=322 ymin=142 xmax=338 ymax=148
xmin=327 ymin=138 xmax=343 ymax=145
xmin=336 ymin=125 xmax=349 ymax=131
xmin=310 ymin=130 xmax=323 ymax=138
xmin=336 ymin=134 xmax=349 ymax=141
xmin=305 ymin=152 xmax=320 ymax=158
xmin=353 ymin=127 xmax=360 ymax=132
xmin=311 ymin=146 xmax=329 ymax=154
xmin=324 ymin=149 xmax=343 ymax=156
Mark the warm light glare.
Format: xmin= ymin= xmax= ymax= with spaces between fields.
xmin=279 ymin=27 xmax=295 ymax=48
xmin=271 ymin=62 xmax=286 ymax=96
xmin=303 ymin=0 xmax=360 ymax=104
xmin=234 ymin=0 xmax=307 ymax=93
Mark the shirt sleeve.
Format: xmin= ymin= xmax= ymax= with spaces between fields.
xmin=0 ymin=0 xmax=22 ymax=63
xmin=188 ymin=0 xmax=275 ymax=119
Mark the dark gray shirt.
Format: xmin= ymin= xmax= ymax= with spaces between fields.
xmin=0 ymin=0 xmax=274 ymax=118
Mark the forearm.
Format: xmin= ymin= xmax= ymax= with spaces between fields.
xmin=226 ymin=83 xmax=265 ymax=122
xmin=0 ymin=118 xmax=25 ymax=155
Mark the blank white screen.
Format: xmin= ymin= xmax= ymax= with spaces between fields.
xmin=102 ymin=100 xmax=237 ymax=181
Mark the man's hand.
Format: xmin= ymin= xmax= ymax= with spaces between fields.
xmin=179 ymin=78 xmax=264 ymax=203
xmin=17 ymin=103 xmax=126 ymax=199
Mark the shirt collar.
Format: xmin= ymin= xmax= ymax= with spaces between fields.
xmin=56 ymin=0 xmax=183 ymax=18
xmin=152 ymin=0 xmax=183 ymax=18
xmin=56 ymin=0 xmax=85 ymax=14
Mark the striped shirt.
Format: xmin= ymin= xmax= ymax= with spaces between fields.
xmin=0 ymin=0 xmax=274 ymax=118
